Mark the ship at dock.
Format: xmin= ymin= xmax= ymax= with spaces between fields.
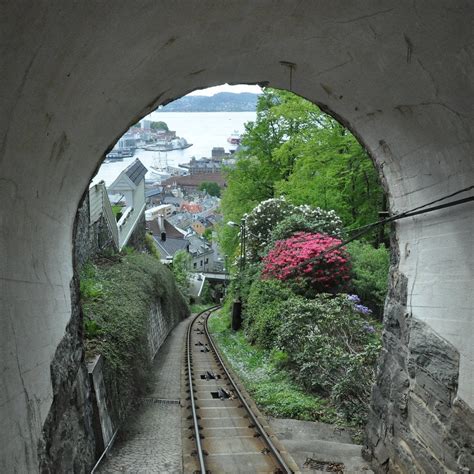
xmin=143 ymin=136 xmax=193 ymax=152
xmin=227 ymin=130 xmax=241 ymax=145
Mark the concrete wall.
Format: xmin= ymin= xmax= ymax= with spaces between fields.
xmin=0 ymin=1 xmax=473 ymax=471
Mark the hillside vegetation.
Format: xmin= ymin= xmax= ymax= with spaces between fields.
xmin=216 ymin=89 xmax=389 ymax=431
xmin=159 ymin=92 xmax=260 ymax=112
xmin=80 ymin=251 xmax=189 ymax=416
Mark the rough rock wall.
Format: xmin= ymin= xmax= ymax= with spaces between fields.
xmin=75 ymin=192 xmax=118 ymax=270
xmin=38 ymin=221 xmax=96 ymax=473
xmin=38 ymin=195 xmax=188 ymax=471
xmin=365 ymin=268 xmax=474 ymax=472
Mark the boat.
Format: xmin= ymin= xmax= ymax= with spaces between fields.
xmin=105 ymin=147 xmax=135 ymax=160
xmin=143 ymin=137 xmax=193 ymax=152
xmin=227 ymin=130 xmax=241 ymax=145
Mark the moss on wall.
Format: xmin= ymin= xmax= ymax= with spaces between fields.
xmin=80 ymin=252 xmax=189 ymax=422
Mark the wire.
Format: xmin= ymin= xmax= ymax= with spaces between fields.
xmin=260 ymin=185 xmax=474 ymax=274
xmin=260 ymin=185 xmax=474 ymax=250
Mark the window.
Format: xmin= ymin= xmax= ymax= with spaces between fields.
xmin=200 ymin=260 xmax=203 ymax=266
xmin=193 ymin=262 xmax=197 ymax=268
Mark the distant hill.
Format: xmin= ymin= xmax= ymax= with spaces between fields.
xmin=159 ymin=92 xmax=260 ymax=112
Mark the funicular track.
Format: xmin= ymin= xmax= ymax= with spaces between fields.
xmin=184 ymin=306 xmax=294 ymax=474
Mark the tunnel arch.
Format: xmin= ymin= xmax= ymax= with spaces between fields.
xmin=1 ymin=1 xmax=473 ymax=472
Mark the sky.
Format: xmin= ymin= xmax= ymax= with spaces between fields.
xmin=187 ymin=83 xmax=262 ymax=96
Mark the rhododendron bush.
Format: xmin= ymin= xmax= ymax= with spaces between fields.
xmin=262 ymin=232 xmax=350 ymax=294
xmin=244 ymin=198 xmax=343 ymax=262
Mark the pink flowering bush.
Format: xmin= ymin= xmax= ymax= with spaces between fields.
xmin=262 ymin=232 xmax=350 ymax=295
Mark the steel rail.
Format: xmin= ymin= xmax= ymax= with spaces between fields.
xmin=204 ymin=310 xmax=293 ymax=474
xmin=186 ymin=305 xmax=220 ymax=474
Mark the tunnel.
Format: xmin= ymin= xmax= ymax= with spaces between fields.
xmin=0 ymin=1 xmax=473 ymax=472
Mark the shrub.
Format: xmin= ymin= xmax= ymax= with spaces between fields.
xmin=171 ymin=250 xmax=192 ymax=299
xmin=244 ymin=278 xmax=295 ymax=348
xmin=262 ymin=232 xmax=350 ymax=296
xmin=244 ymin=197 xmax=294 ymax=261
xmin=270 ymin=207 xmax=343 ymax=244
xmin=244 ymin=198 xmax=343 ymax=262
xmin=79 ymin=263 xmax=103 ymax=299
xmin=276 ymin=294 xmax=382 ymax=424
xmin=144 ymin=232 xmax=160 ymax=259
xmin=80 ymin=253 xmax=189 ymax=416
xmin=346 ymin=240 xmax=390 ymax=319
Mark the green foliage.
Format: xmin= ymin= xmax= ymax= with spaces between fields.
xmin=202 ymin=228 xmax=213 ymax=242
xmin=150 ymin=120 xmax=169 ymax=131
xmin=244 ymin=278 xmax=296 ymax=348
xmin=269 ymin=207 xmax=343 ymax=244
xmin=243 ymin=197 xmax=293 ymax=261
xmin=80 ymin=253 xmax=189 ymax=412
xmin=277 ymin=294 xmax=382 ymax=424
xmin=275 ymin=116 xmax=384 ymax=236
xmin=198 ymin=181 xmax=221 ymax=197
xmin=79 ymin=263 xmax=103 ymax=299
xmin=346 ymin=240 xmax=390 ymax=319
xmin=112 ymin=205 xmax=123 ymax=217
xmin=244 ymin=198 xmax=344 ymax=262
xmin=199 ymin=281 xmax=213 ymax=305
xmin=219 ymin=88 xmax=386 ymax=257
xmin=208 ymin=310 xmax=338 ymax=423
xmin=171 ymin=250 xmax=192 ymax=299
xmin=144 ymin=232 xmax=160 ymax=259
xmin=121 ymin=245 xmax=135 ymax=256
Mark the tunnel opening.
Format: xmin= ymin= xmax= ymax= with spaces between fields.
xmin=73 ymin=83 xmax=391 ymax=471
xmin=2 ymin=4 xmax=473 ymax=472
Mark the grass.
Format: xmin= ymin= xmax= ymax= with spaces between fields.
xmin=190 ymin=303 xmax=214 ymax=314
xmin=208 ymin=310 xmax=339 ymax=424
xmin=112 ymin=205 xmax=123 ymax=217
xmin=80 ymin=251 xmax=189 ymax=417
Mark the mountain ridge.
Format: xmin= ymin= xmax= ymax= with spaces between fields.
xmin=158 ymin=92 xmax=260 ymax=112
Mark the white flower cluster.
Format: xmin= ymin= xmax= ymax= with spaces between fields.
xmin=244 ymin=197 xmax=344 ymax=261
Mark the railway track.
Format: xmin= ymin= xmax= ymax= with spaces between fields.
xmin=184 ymin=306 xmax=295 ymax=473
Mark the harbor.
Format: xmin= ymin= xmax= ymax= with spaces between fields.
xmin=93 ymin=111 xmax=254 ymax=187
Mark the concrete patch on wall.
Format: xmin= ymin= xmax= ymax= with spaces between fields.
xmin=365 ymin=270 xmax=474 ymax=472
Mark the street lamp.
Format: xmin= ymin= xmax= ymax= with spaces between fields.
xmin=227 ymin=218 xmax=246 ymax=330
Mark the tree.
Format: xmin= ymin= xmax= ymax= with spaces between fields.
xmin=198 ymin=181 xmax=221 ymax=197
xmin=150 ymin=121 xmax=169 ymax=131
xmin=171 ymin=250 xmax=191 ymax=298
xmin=275 ymin=120 xmax=384 ymax=234
xmin=219 ymin=88 xmax=386 ymax=257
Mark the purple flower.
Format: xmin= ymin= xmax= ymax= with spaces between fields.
xmin=346 ymin=294 xmax=361 ymax=304
xmin=363 ymin=323 xmax=376 ymax=334
xmin=355 ymin=304 xmax=372 ymax=315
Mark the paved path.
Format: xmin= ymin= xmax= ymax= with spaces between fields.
xmin=268 ymin=417 xmax=373 ymax=473
xmin=97 ymin=318 xmax=189 ymax=473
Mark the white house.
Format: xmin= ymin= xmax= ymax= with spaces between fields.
xmin=107 ymin=159 xmax=148 ymax=249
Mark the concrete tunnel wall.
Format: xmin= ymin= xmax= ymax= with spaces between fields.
xmin=0 ymin=1 xmax=473 ymax=471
